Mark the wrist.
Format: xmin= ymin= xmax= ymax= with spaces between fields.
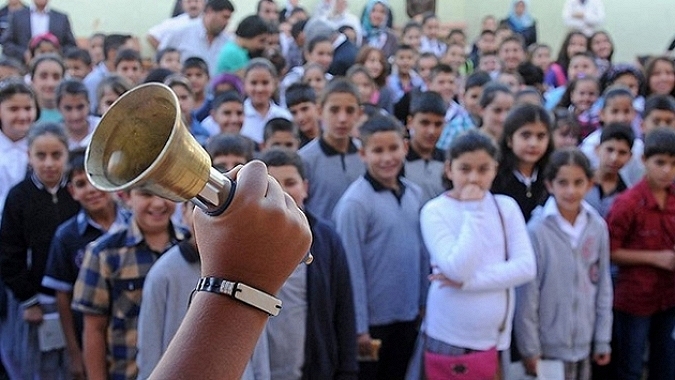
xmin=190 ymin=276 xmax=282 ymax=316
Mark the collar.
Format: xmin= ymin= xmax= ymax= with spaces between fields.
xmin=0 ymin=131 xmax=27 ymax=150
xmin=244 ymin=98 xmax=273 ymax=118
xmin=76 ymin=206 xmax=130 ymax=236
xmin=635 ymin=178 xmax=675 ymax=210
xmin=29 ymin=4 xmax=49 ymax=13
xmin=406 ymin=145 xmax=444 ymax=162
xmin=30 ymin=171 xmax=67 ymax=191
xmin=541 ymin=195 xmax=594 ymax=220
xmin=332 ymin=33 xmax=347 ymax=49
xmin=125 ymin=218 xmax=187 ymax=250
xmin=318 ymin=136 xmax=358 ymax=156
xmin=364 ymin=171 xmax=406 ymax=201
xmin=178 ymin=240 xmax=200 ymax=263
xmin=513 ymin=168 xmax=539 ymax=187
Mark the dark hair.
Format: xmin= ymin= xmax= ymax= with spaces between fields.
xmin=244 ymin=57 xmax=277 ymax=78
xmin=429 ymin=63 xmax=454 ymax=80
xmin=0 ymin=56 xmax=25 ymax=76
xmin=66 ymin=147 xmax=86 ymax=182
xmin=286 ymin=82 xmax=316 ymax=107
xmin=602 ymin=85 xmax=634 ymax=109
xmin=358 ymin=114 xmax=404 ymax=147
xmin=443 ymin=130 xmax=499 ymax=189
xmin=264 ymin=117 xmax=297 ymax=141
xmin=515 ymin=86 xmax=544 ymax=105
xmin=155 ymin=47 xmax=179 ymax=64
xmin=27 ymin=121 xmax=69 ymax=149
xmin=206 ymin=0 xmax=235 ymax=13
xmin=236 ymin=15 xmax=269 ymax=38
xmin=212 ymin=90 xmax=243 ymax=110
xmin=410 ymin=91 xmax=445 ymax=116
xmin=543 ymin=148 xmax=593 ymax=182
xmin=64 ymin=47 xmax=92 ymax=66
xmin=464 ymin=70 xmax=491 ymax=91
xmin=643 ymin=94 xmax=675 ymax=118
xmin=291 ymin=19 xmax=308 ymax=39
xmin=56 ymin=79 xmax=88 ymax=106
xmin=599 ymin=63 xmax=645 ymax=95
xmin=421 ymin=12 xmax=437 ymax=25
xmin=555 ymin=31 xmax=588 ymax=76
xmin=589 ymin=30 xmax=614 ymax=62
xmin=114 ymin=48 xmax=142 ymax=68
xmin=556 ymin=76 xmax=599 ymax=109
xmin=182 ymin=56 xmax=210 ymax=75
xmin=527 ymin=43 xmax=551 ymax=60
xmin=304 ymin=34 xmax=332 ymax=54
xmin=102 ymin=34 xmax=133 ymax=61
xmin=517 ymin=62 xmax=544 ymax=87
xmin=164 ymin=74 xmax=194 ymax=95
xmin=144 ymin=68 xmax=174 ymax=83
xmin=355 ymin=46 xmax=389 ymax=87
xmin=479 ymin=82 xmax=512 ymax=108
xmin=319 ymin=77 xmax=360 ymax=106
xmin=600 ymin=122 xmax=635 ymax=149
xmin=402 ymin=21 xmax=422 ymax=36
xmin=499 ymin=35 xmax=525 ymax=52
xmin=0 ymin=78 xmax=37 ymax=131
xmin=644 ymin=56 xmax=675 ymax=97
xmin=96 ymin=74 xmax=131 ymax=104
xmin=30 ymin=53 xmax=65 ymax=78
xmin=346 ymin=64 xmax=375 ymax=86
xmin=256 ymin=0 xmax=276 ymax=13
xmin=395 ymin=44 xmax=415 ymax=55
xmin=260 ymin=147 xmax=306 ymax=179
xmin=479 ymin=29 xmax=496 ymax=38
xmin=644 ymin=127 xmax=675 ymax=157
xmin=205 ymin=133 xmax=254 ymax=161
xmin=499 ymin=103 xmax=553 ymax=174
xmin=447 ymin=28 xmax=465 ymax=39
xmin=552 ymin=108 xmax=581 ymax=139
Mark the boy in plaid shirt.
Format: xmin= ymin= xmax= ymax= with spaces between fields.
xmin=72 ymin=188 xmax=186 ymax=380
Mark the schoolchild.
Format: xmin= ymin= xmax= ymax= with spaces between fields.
xmin=31 ymin=54 xmax=66 ymax=123
xmin=476 ymin=82 xmax=515 ymax=142
xmin=41 ymin=149 xmax=128 ymax=380
xmin=262 ymin=117 xmax=300 ymax=152
xmin=155 ymin=47 xmax=182 ymax=73
xmin=387 ymin=44 xmax=425 ymax=105
xmin=400 ymin=21 xmax=422 ymax=53
xmin=205 ymin=132 xmax=255 ymax=172
xmin=606 ymin=128 xmax=675 ymax=380
xmin=515 ymin=148 xmax=612 ymax=380
xmin=56 ymin=79 xmax=101 ymax=149
xmin=114 ymin=48 xmax=144 ymax=86
xmin=430 ymin=64 xmax=475 ymax=150
xmin=355 ymin=46 xmax=394 ymax=112
xmin=181 ymin=56 xmax=210 ymax=112
xmin=498 ymin=35 xmax=527 ymax=73
xmin=261 ymin=148 xmax=357 ymax=380
xmin=302 ymin=62 xmax=328 ymax=100
xmin=240 ymin=58 xmax=292 ymax=144
xmin=420 ymin=130 xmax=535 ymax=379
xmin=280 ymin=34 xmax=334 ymax=105
xmin=71 ymin=187 xmax=185 ymax=379
xmin=419 ymin=13 xmax=446 ymax=58
xmin=545 ymin=31 xmax=588 ymax=89
xmin=404 ymin=90 xmax=446 ymax=204
xmin=491 ymin=103 xmax=554 ymax=221
xmin=64 ymin=48 xmax=93 ymax=81
xmin=209 ymin=90 xmax=245 ymax=135
xmin=285 ymin=82 xmax=321 ymax=148
xmin=640 ymin=94 xmax=675 ymax=133
xmin=164 ymin=74 xmax=210 ymax=145
xmin=298 ymin=78 xmax=364 ymax=220
xmin=95 ymin=74 xmax=131 ymax=116
xmin=584 ymin=123 xmax=634 ymax=217
xmin=0 ymin=123 xmax=79 ymax=379
xmin=0 ymin=78 xmax=38 ymax=220
xmin=333 ymin=114 xmax=427 ymax=380
xmin=0 ymin=56 xmax=24 ymax=80
xmin=216 ymin=14 xmax=269 ymax=75
xmin=556 ymin=76 xmax=601 ymax=139
xmin=461 ymin=70 xmax=492 ymax=127
xmin=644 ymin=56 xmax=675 ymax=98
xmin=579 ymin=86 xmax=644 ymax=186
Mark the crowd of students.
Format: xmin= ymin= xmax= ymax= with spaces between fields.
xmin=0 ymin=0 xmax=674 ymax=379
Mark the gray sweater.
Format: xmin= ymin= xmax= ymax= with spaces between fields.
xmin=515 ymin=198 xmax=613 ymax=361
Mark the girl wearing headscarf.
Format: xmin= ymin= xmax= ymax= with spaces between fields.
xmin=360 ymin=0 xmax=398 ymax=58
xmin=503 ymin=0 xmax=537 ymax=47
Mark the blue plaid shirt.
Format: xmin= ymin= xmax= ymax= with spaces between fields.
xmin=436 ymin=101 xmax=476 ymax=151
xmin=72 ymin=219 xmax=186 ymax=380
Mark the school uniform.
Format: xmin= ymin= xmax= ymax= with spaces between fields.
xmin=333 ymin=173 xmax=428 ymax=380
xmin=0 ymin=130 xmax=28 ymax=224
xmin=240 ymin=99 xmax=292 ymax=144
xmin=0 ymin=173 xmax=79 ymax=379
xmin=492 ymin=169 xmax=548 ymax=222
xmin=403 ymin=146 xmax=445 ymax=205
xmin=299 ymin=137 xmax=364 ymax=221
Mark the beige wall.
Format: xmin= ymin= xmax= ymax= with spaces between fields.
xmin=52 ymin=0 xmax=674 ymax=63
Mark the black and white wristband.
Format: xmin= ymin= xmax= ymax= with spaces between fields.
xmin=190 ymin=276 xmax=282 ymax=317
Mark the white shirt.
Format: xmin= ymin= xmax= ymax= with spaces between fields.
xmin=562 ymin=0 xmax=605 ymax=36
xmin=240 ymin=99 xmax=292 ymax=144
xmin=579 ymin=129 xmax=644 ymax=187
xmin=420 ymin=193 xmax=536 ymax=351
xmin=159 ymin=20 xmax=230 ymax=77
xmin=148 ymin=13 xmax=201 ymax=46
xmin=0 ymin=132 xmax=28 ymax=223
xmin=29 ymin=5 xmax=49 ymax=37
xmin=67 ymin=115 xmax=101 ymax=150
xmin=542 ymin=196 xmax=591 ymax=249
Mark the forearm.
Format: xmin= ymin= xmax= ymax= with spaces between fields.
xmin=149 ymin=292 xmax=269 ymax=380
xmin=611 ymin=248 xmax=671 ymax=268
xmin=56 ymin=292 xmax=81 ymax=356
xmin=83 ymin=319 xmax=109 ymax=380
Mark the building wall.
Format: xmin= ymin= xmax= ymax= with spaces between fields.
xmin=53 ymin=0 xmax=675 ymax=63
